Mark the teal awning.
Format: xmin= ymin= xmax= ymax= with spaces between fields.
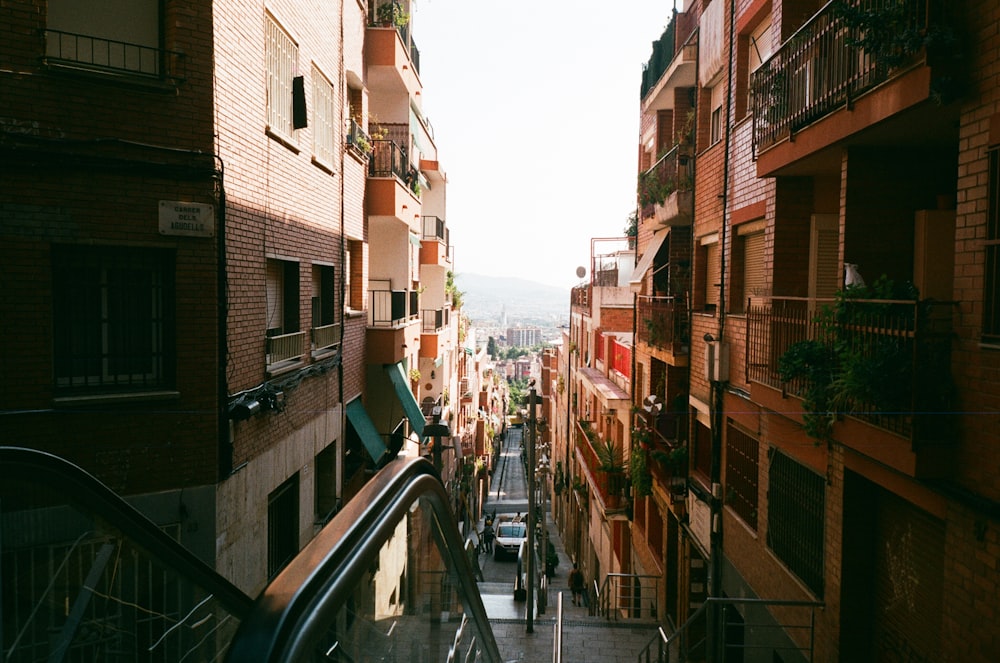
xmin=346 ymin=399 xmax=388 ymax=464
xmin=409 ymin=232 xmax=422 ymax=246
xmin=385 ymin=362 xmax=426 ymax=436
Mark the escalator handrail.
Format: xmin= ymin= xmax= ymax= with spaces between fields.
xmin=0 ymin=446 xmax=255 ymax=618
xmin=226 ymin=456 xmax=503 ymax=662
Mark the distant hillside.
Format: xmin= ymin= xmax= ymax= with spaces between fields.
xmin=455 ymin=273 xmax=569 ymax=324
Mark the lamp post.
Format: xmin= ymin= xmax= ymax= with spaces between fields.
xmin=525 ymin=385 xmax=537 ymax=633
xmin=536 ymin=450 xmax=551 ymax=615
xmin=424 ymin=422 xmax=451 ymax=476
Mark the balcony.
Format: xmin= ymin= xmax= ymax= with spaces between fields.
xmin=574 ymin=420 xmax=627 ymax=513
xmin=346 ymin=117 xmax=373 ymax=159
xmin=367 ymin=288 xmax=419 ymax=365
xmin=43 ymin=29 xmax=185 ymax=82
xmin=750 ymin=0 xmax=951 ymax=163
xmin=637 ymin=295 xmax=689 ymax=360
xmin=367 ymin=139 xmax=420 ymax=222
xmin=365 ymin=2 xmax=420 ymax=99
xmin=571 ymin=284 xmax=590 ymax=312
xmin=639 ymin=144 xmax=693 ymax=225
xmin=639 ymin=11 xmax=698 ymax=108
xmin=746 ymin=295 xmax=955 ymax=475
xmin=420 ymin=215 xmax=452 ymax=266
xmin=420 ymin=307 xmax=450 ymax=358
xmin=266 ymin=330 xmax=306 ymax=375
xmin=311 ymin=322 xmax=342 ymax=357
xmin=609 ymin=338 xmax=631 ymax=380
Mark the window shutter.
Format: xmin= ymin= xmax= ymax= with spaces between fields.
xmin=705 ymin=242 xmax=721 ymax=306
xmin=743 ymin=231 xmax=766 ymax=301
xmin=266 ymin=260 xmax=284 ymax=334
xmin=809 ymin=214 xmax=839 ymax=299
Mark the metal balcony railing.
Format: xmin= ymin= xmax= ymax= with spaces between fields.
xmin=421 ymin=215 xmax=448 ymax=243
xmin=266 ymin=330 xmax=306 ymax=367
xmin=571 ymin=284 xmax=590 ymax=310
xmin=346 ymin=117 xmax=372 ymax=157
xmin=751 ymin=0 xmax=930 ymax=153
xmin=637 ymin=295 xmax=688 ymax=351
xmin=369 ymin=289 xmax=417 ymax=327
xmin=610 ymin=338 xmax=631 ymax=379
xmin=745 ymin=295 xmax=954 ymax=440
xmin=43 ymin=29 xmax=185 ymax=79
xmin=639 ymin=144 xmax=692 ymax=218
xmin=594 ymin=573 xmax=661 ymax=621
xmin=368 ymin=139 xmax=409 ymax=181
xmin=575 ymin=421 xmax=626 ymax=510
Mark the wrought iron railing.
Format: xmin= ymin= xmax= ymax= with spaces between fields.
xmin=745 ymin=295 xmax=954 ymax=440
xmin=637 ymin=295 xmax=688 ymax=351
xmin=43 ymin=29 xmax=184 ymax=79
xmin=639 ymin=144 xmax=692 ymax=216
xmin=266 ymin=330 xmax=306 ymax=367
xmin=751 ymin=0 xmax=930 ymax=153
xmin=422 ymin=215 xmax=447 ymax=243
xmin=368 ymin=139 xmax=409 ymax=180
xmin=346 ymin=117 xmax=372 ymax=156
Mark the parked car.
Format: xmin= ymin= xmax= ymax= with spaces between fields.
xmin=493 ymin=514 xmax=527 ymax=560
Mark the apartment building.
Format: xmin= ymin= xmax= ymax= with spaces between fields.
xmin=1 ymin=0 xmax=463 ymax=601
xmin=628 ymin=0 xmax=1000 ymax=659
xmin=556 ymin=239 xmax=637 ymax=595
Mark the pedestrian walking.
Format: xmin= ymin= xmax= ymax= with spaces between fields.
xmin=482 ymin=520 xmax=494 ymax=553
xmin=568 ymin=563 xmax=585 ymax=606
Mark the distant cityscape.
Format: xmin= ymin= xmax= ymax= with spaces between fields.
xmin=455 ymin=272 xmax=572 ymax=347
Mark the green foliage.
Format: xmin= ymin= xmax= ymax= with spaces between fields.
xmin=376 ymin=1 xmax=409 ymax=27
xmin=593 ymin=438 xmax=626 ymax=474
xmin=630 ymin=445 xmax=652 ymax=497
xmin=777 ymin=275 xmax=936 ymax=442
xmin=623 ymin=211 xmax=638 ymax=239
xmin=486 ymin=336 xmax=498 ymax=358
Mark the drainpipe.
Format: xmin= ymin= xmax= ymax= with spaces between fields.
xmin=216 ymin=159 xmax=231 ymax=479
xmin=707 ymin=0 xmax=737 ymax=658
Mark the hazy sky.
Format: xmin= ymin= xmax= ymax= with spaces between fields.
xmin=413 ymin=1 xmax=675 ymax=290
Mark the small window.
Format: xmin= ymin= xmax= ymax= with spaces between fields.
xmin=266 ymin=259 xmax=300 ymax=335
xmin=698 ymin=236 xmax=721 ymax=311
xmin=709 ymin=80 xmax=725 ymax=145
xmin=266 ymin=16 xmax=299 ymax=141
xmin=346 ymin=240 xmax=364 ymax=310
xmin=314 ymin=444 xmax=338 ymax=527
xmin=52 ymin=245 xmax=174 ymax=393
xmin=734 ymin=221 xmax=766 ymax=313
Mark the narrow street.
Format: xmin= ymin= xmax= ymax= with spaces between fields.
xmin=472 ymin=425 xmax=659 ymax=662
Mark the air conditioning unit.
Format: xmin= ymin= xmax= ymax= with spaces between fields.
xmin=704 ymin=341 xmax=729 ymax=383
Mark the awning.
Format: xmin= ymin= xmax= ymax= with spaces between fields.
xmin=629 ymin=230 xmax=669 ymax=285
xmin=409 ymin=232 xmax=422 ymax=246
xmin=385 ymin=362 xmax=426 ymax=436
xmin=346 ymin=399 xmax=388 ymax=465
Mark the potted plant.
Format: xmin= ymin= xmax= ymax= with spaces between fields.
xmin=630 ymin=444 xmax=652 ymax=497
xmin=376 ymin=1 xmax=409 ymax=28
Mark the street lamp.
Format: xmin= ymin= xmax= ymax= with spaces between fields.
xmin=535 ymin=451 xmax=551 ymax=615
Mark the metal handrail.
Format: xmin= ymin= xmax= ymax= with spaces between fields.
xmin=227 ymin=457 xmax=502 ymax=662
xmin=635 ymin=597 xmax=824 ymax=663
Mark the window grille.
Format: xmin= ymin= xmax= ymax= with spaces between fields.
xmin=52 ymin=246 xmax=173 ymax=392
xmin=266 ymin=17 xmax=297 ymax=140
xmin=313 ymin=67 xmax=336 ymax=166
xmin=767 ymin=451 xmax=824 ymax=596
xmin=725 ymin=424 xmax=759 ymax=530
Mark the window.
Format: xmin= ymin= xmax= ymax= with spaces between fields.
xmin=311 ymin=264 xmax=340 ymax=353
xmin=268 ymin=474 xmax=300 ymax=578
xmin=698 ymin=235 xmax=721 ymax=311
xmin=312 ymin=66 xmax=337 ymax=167
xmin=46 ymin=0 xmax=161 ymax=75
xmin=692 ymin=421 xmax=712 ymax=484
xmin=346 ymin=240 xmax=364 ymax=310
xmin=767 ymin=451 xmax=825 ymax=596
xmin=52 ymin=245 xmax=174 ymax=393
xmin=985 ymin=148 xmax=1000 ymax=343
xmin=734 ymin=220 xmax=766 ymax=312
xmin=725 ymin=424 xmax=759 ymax=530
xmin=266 ymin=16 xmax=298 ymax=140
xmin=709 ymin=80 xmax=725 ymax=145
xmin=314 ymin=444 xmax=338 ymax=527
xmin=266 ymin=259 xmax=303 ymax=371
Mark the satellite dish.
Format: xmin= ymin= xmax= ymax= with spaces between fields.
xmin=575 ymin=266 xmax=586 ymax=279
